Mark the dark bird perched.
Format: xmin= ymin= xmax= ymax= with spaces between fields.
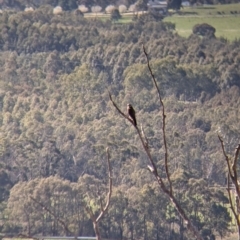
xmin=127 ymin=104 xmax=137 ymax=126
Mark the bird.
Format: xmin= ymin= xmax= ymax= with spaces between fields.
xmin=127 ymin=104 xmax=137 ymax=127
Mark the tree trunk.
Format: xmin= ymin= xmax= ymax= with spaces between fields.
xmin=93 ymin=221 xmax=101 ymax=240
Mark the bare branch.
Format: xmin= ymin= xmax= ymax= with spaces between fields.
xmin=234 ymin=145 xmax=240 ymax=164
xmin=226 ymin=173 xmax=238 ymax=221
xmin=218 ymin=135 xmax=240 ymax=199
xmin=84 ymin=148 xmax=113 ymax=240
xmin=109 ymin=94 xmax=160 ymax=177
xmin=96 ymin=147 xmax=112 ymax=223
xmin=141 ymin=124 xmax=149 ymax=149
xmin=233 ymin=144 xmax=240 ymax=180
xmin=142 ymin=45 xmax=172 ymax=194
xmin=108 ymin=91 xmax=137 ymax=128
xmin=147 ymin=165 xmax=155 ymax=173
xmin=109 ymin=94 xmax=203 ymax=240
xmin=219 ymin=135 xmax=240 ymax=236
xmin=109 ymin=47 xmax=204 ymax=240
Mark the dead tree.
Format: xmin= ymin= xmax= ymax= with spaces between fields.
xmin=31 ymin=148 xmax=112 ymax=240
xmin=85 ymin=148 xmax=113 ymax=240
xmin=109 ymin=46 xmax=204 ymax=240
xmin=218 ymin=135 xmax=240 ymax=238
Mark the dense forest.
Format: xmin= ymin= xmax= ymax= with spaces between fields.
xmin=0 ymin=4 xmax=240 ymax=240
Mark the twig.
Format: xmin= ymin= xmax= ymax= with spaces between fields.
xmin=108 ymin=93 xmax=160 ymax=179
xmin=109 ymin=94 xmax=204 ymax=240
xmin=108 ymin=92 xmax=137 ymax=128
xmin=109 ymin=46 xmax=204 ymax=240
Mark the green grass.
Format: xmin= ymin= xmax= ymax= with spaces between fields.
xmin=164 ymin=15 xmax=240 ymax=41
xmin=164 ymin=3 xmax=240 ymax=41
xmin=118 ymin=15 xmax=133 ymax=23
xmin=181 ymin=3 xmax=240 ymax=15
xmin=85 ymin=3 xmax=240 ymax=41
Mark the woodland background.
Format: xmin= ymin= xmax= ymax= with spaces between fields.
xmin=0 ymin=0 xmax=240 ymax=239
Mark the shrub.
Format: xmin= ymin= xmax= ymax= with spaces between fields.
xmin=111 ymin=9 xmax=122 ymax=21
xmin=192 ymin=23 xmax=216 ymax=37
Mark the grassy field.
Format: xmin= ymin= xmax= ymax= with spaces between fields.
xmin=85 ymin=3 xmax=240 ymax=41
xmin=164 ymin=15 xmax=240 ymax=40
xmin=164 ymin=3 xmax=240 ymax=41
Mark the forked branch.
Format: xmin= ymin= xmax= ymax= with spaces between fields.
xmin=108 ymin=92 xmax=160 ymax=179
xmin=109 ymin=50 xmax=204 ymax=239
xmin=96 ymin=148 xmax=112 ymax=223
xmin=85 ymin=148 xmax=113 ymax=240
xmin=218 ymin=135 xmax=240 ymax=198
xmin=226 ymin=173 xmax=239 ymax=224
xmin=143 ymin=45 xmax=172 ymax=194
xmin=218 ymin=135 xmax=240 ymax=235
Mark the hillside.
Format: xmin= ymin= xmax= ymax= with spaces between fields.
xmin=0 ymin=6 xmax=239 ymax=239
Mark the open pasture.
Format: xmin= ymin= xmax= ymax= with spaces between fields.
xmin=85 ymin=3 xmax=240 ymax=41
xmin=164 ymin=3 xmax=240 ymax=40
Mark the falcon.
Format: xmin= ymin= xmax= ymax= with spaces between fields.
xmin=127 ymin=104 xmax=137 ymax=126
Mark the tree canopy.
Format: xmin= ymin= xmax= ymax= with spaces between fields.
xmin=0 ymin=5 xmax=239 ymax=239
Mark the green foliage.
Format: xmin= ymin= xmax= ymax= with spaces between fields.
xmin=0 ymin=6 xmax=239 ymax=239
xmin=110 ymin=9 xmax=122 ymax=21
xmin=193 ymin=23 xmax=216 ymax=37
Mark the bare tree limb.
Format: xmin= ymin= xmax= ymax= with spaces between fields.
xmin=108 ymin=92 xmax=137 ymax=128
xmin=218 ymin=135 xmax=240 ymax=197
xmin=109 ymin=93 xmax=160 ymax=178
xmin=109 ymin=46 xmax=205 ymax=240
xmin=226 ymin=173 xmax=238 ymax=222
xmin=142 ymin=45 xmax=172 ymax=194
xmin=109 ymin=94 xmax=204 ymax=240
xmin=233 ymin=144 xmax=240 ymax=181
xmin=84 ymin=148 xmax=113 ymax=240
xmin=96 ymin=147 xmax=112 ymax=223
xmin=218 ymin=135 xmax=240 ymax=237
xmin=141 ymin=124 xmax=149 ymax=149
